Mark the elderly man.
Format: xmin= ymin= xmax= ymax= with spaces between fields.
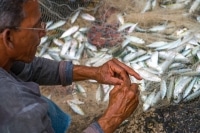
xmin=0 ymin=0 xmax=142 ymax=133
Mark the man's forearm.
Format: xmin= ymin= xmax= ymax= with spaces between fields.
xmin=97 ymin=114 xmax=122 ymax=133
xmin=73 ymin=65 xmax=99 ymax=81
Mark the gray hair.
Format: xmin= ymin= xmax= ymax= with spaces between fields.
xmin=0 ymin=0 xmax=28 ymax=32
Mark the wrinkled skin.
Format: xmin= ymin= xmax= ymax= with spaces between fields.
xmin=73 ymin=58 xmax=141 ymax=132
xmin=73 ymin=58 xmax=142 ymax=85
xmin=96 ymin=58 xmax=142 ymax=85
xmin=98 ymin=83 xmax=139 ymax=133
xmin=0 ymin=0 xmax=46 ymax=71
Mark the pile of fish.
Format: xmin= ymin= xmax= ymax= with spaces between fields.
xmin=39 ymin=0 xmax=200 ymax=115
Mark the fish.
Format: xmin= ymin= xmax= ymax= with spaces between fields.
xmin=71 ymin=10 xmax=81 ymax=24
xmin=173 ymin=76 xmax=193 ymax=103
xmin=133 ymin=67 xmax=161 ymax=82
xmin=143 ymin=91 xmax=156 ymax=111
xmin=160 ymin=3 xmax=186 ymax=10
xmin=118 ymin=23 xmax=138 ymax=32
xmin=53 ymin=38 xmax=64 ymax=46
xmin=183 ymin=89 xmax=200 ymax=102
xmin=148 ymin=24 xmax=167 ymax=33
xmin=68 ymin=39 xmax=78 ymax=58
xmin=167 ymin=76 xmax=175 ymax=102
xmin=76 ymin=84 xmax=87 ymax=97
xmin=141 ymin=0 xmax=152 ymax=13
xmin=117 ymin=13 xmax=124 ymax=25
xmin=183 ymin=77 xmax=197 ymax=98
xmin=48 ymin=51 xmax=62 ymax=61
xmin=60 ymin=39 xmax=71 ymax=57
xmin=81 ymin=13 xmax=95 ymax=21
xmin=69 ymin=99 xmax=84 ymax=105
xmin=96 ymin=84 xmax=104 ymax=103
xmin=67 ymin=100 xmax=85 ymax=115
xmin=60 ymin=25 xmax=79 ymax=38
xmin=123 ymin=49 xmax=146 ymax=62
xmin=158 ymin=52 xmax=176 ymax=74
xmin=128 ymin=23 xmax=138 ymax=33
xmin=151 ymin=91 xmax=162 ymax=106
xmin=146 ymin=41 xmax=168 ymax=48
xmin=121 ymin=39 xmax=131 ymax=48
xmin=39 ymin=36 xmax=48 ymax=45
xmin=75 ymin=42 xmax=85 ymax=60
xmin=84 ymin=42 xmax=98 ymax=51
xmin=47 ymin=20 xmax=66 ymax=31
xmin=103 ymin=86 xmax=113 ymax=102
xmin=45 ymin=21 xmax=53 ymax=29
xmin=160 ymin=79 xmax=167 ymax=99
xmin=159 ymin=51 xmax=191 ymax=63
xmin=130 ymin=54 xmax=151 ymax=64
xmin=189 ymin=0 xmax=200 ymax=13
xmin=92 ymin=54 xmax=113 ymax=67
xmin=38 ymin=41 xmax=51 ymax=56
xmin=125 ymin=35 xmax=145 ymax=44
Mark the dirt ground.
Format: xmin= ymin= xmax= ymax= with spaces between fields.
xmin=40 ymin=81 xmax=113 ymax=133
xmin=40 ymin=82 xmax=200 ymax=133
xmin=40 ymin=81 xmax=149 ymax=133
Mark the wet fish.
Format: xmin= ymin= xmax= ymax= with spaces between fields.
xmin=60 ymin=25 xmax=79 ymax=38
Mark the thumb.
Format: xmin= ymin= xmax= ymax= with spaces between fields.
xmin=109 ymin=84 xmax=121 ymax=95
xmin=130 ymin=83 xmax=139 ymax=95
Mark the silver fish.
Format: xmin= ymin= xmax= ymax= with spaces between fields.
xmin=67 ymin=100 xmax=85 ymax=115
xmin=47 ymin=20 xmax=66 ymax=31
xmin=81 ymin=13 xmax=95 ymax=21
xmin=183 ymin=77 xmax=197 ymax=98
xmin=96 ymin=84 xmax=104 ymax=103
xmin=183 ymin=89 xmax=200 ymax=102
xmin=60 ymin=25 xmax=79 ymax=38
xmin=71 ymin=10 xmax=81 ymax=24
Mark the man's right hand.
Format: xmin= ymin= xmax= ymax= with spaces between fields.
xmin=98 ymin=83 xmax=139 ymax=133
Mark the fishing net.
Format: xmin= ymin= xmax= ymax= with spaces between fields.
xmin=39 ymin=0 xmax=92 ymax=21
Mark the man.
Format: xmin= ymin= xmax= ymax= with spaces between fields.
xmin=0 ymin=0 xmax=142 ymax=133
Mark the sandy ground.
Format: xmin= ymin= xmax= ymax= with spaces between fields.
xmin=40 ymin=81 xmax=165 ymax=133
xmin=40 ymin=82 xmax=200 ymax=133
xmin=40 ymin=81 xmax=111 ymax=133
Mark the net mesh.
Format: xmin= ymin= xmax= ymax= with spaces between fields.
xmin=39 ymin=0 xmax=92 ymax=21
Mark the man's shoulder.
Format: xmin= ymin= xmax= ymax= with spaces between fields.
xmin=0 ymin=67 xmax=12 ymax=78
xmin=0 ymin=68 xmax=18 ymax=86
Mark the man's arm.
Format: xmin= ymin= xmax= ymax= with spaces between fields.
xmin=83 ymin=83 xmax=139 ymax=133
xmin=72 ymin=58 xmax=142 ymax=85
xmin=11 ymin=57 xmax=73 ymax=86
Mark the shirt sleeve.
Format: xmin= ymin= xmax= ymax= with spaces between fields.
xmin=83 ymin=122 xmax=104 ymax=133
xmin=10 ymin=57 xmax=73 ymax=86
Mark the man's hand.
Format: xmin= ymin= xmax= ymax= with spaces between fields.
xmin=98 ymin=83 xmax=139 ymax=133
xmin=95 ymin=58 xmax=142 ymax=85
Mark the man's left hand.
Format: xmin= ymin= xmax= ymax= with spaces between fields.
xmin=95 ymin=58 xmax=142 ymax=85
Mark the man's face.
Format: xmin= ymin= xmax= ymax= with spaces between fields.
xmin=10 ymin=0 xmax=46 ymax=62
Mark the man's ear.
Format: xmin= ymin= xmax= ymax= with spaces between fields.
xmin=2 ymin=29 xmax=14 ymax=49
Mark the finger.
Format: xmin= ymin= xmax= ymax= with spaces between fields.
xmin=130 ymin=83 xmax=139 ymax=95
xmin=109 ymin=61 xmax=131 ymax=84
xmin=109 ymin=84 xmax=121 ymax=95
xmin=105 ymin=77 xmax=123 ymax=85
xmin=112 ymin=58 xmax=142 ymax=80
